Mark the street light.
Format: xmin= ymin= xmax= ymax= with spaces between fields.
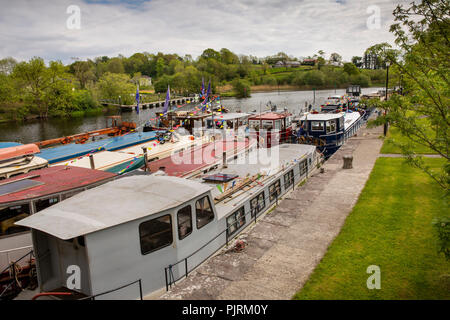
xmin=384 ymin=61 xmax=390 ymax=136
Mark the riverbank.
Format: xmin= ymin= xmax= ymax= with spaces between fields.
xmin=218 ymin=83 xmax=384 ymax=97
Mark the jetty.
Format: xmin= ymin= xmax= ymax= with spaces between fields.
xmin=100 ymin=96 xmax=195 ymax=112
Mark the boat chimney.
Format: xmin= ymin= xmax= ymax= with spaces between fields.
xmin=142 ymin=146 xmax=148 ymax=172
xmin=89 ymin=154 xmax=95 ymax=170
xmin=222 ymin=151 xmax=227 ymax=168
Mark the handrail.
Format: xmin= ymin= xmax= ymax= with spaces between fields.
xmin=163 ymin=155 xmax=323 ymax=291
xmin=0 ymin=249 xmax=34 ymax=276
xmin=79 ymin=279 xmax=143 ymax=300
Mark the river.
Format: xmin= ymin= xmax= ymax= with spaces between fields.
xmin=0 ymin=87 xmax=381 ymax=144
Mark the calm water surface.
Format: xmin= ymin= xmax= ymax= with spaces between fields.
xmin=0 ymin=88 xmax=381 ymax=144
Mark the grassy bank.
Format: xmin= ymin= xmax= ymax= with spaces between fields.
xmin=381 ymin=126 xmax=438 ymax=154
xmin=293 ymin=157 xmax=449 ymax=300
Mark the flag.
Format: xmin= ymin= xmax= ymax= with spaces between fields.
xmin=206 ymin=79 xmax=211 ymax=100
xmin=162 ymin=85 xmax=170 ymax=116
xmin=135 ymin=86 xmax=140 ymax=114
xmin=201 ymin=77 xmax=205 ymax=97
xmin=216 ymin=184 xmax=223 ymax=193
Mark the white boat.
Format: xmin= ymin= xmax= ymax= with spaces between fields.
xmin=16 ymin=143 xmax=320 ymax=299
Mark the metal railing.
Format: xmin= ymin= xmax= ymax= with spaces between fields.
xmin=0 ymin=249 xmax=34 ymax=299
xmin=79 ymin=279 xmax=143 ymax=300
xmin=0 ymin=245 xmax=33 ymax=271
xmin=163 ymin=156 xmax=321 ymax=291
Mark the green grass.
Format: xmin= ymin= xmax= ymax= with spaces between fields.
xmin=381 ymin=118 xmax=438 ymax=154
xmin=293 ymin=158 xmax=449 ymax=300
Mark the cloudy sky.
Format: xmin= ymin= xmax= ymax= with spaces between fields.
xmin=0 ymin=0 xmax=408 ymax=64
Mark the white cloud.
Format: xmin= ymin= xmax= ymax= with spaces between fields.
xmin=0 ymin=0 xmax=408 ymax=63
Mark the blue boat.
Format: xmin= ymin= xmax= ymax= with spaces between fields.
xmin=294 ymin=111 xmax=365 ymax=157
xmin=37 ymin=131 xmax=162 ymax=164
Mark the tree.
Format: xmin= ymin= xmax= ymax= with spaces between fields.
xmin=232 ymin=79 xmax=251 ymax=98
xmin=0 ymin=57 xmax=17 ymax=75
xmin=329 ymin=52 xmax=342 ymax=65
xmin=201 ymin=48 xmax=221 ymax=61
xmin=370 ymin=0 xmax=449 ymax=194
xmin=351 ymin=56 xmax=363 ymax=68
xmin=72 ymin=61 xmax=95 ymax=89
xmin=343 ymin=62 xmax=360 ymax=76
xmin=12 ymin=57 xmax=52 ymax=118
xmin=97 ymin=72 xmax=135 ymax=104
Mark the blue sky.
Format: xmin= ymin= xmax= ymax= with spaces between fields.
xmin=0 ymin=0 xmax=408 ymax=64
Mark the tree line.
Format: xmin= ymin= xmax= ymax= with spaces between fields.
xmin=0 ymin=47 xmax=392 ymax=121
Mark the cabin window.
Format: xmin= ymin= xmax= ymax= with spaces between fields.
xmin=0 ymin=204 xmax=30 ymax=237
xmin=177 ymin=205 xmax=192 ymax=240
xmin=196 ymin=196 xmax=214 ymax=229
xmin=139 ymin=214 xmax=173 ymax=255
xmin=284 ymin=170 xmax=294 ymax=188
xmin=227 ymin=206 xmax=246 ymax=236
xmin=250 ymin=192 xmax=266 ymax=217
xmin=34 ymin=197 xmax=59 ymax=212
xmin=274 ymin=120 xmax=281 ymax=130
xmin=249 ymin=120 xmax=260 ymax=130
xmin=311 ymin=121 xmax=324 ymax=131
xmin=299 ymin=159 xmax=308 ymax=176
xmin=326 ymin=120 xmax=336 ymax=133
xmin=339 ymin=117 xmax=344 ymax=129
xmin=269 ymin=180 xmax=281 ymax=202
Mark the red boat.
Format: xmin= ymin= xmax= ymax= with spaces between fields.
xmin=248 ymin=111 xmax=294 ymax=147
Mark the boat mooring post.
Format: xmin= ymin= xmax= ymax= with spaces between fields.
xmin=89 ymin=155 xmax=95 ymax=169
xmin=142 ymin=147 xmax=148 ymax=171
xmin=222 ymin=151 xmax=227 ymax=168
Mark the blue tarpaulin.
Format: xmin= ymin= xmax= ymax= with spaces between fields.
xmin=38 ymin=131 xmax=161 ymax=164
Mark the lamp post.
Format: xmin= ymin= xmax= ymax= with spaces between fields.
xmin=383 ymin=61 xmax=390 ymax=136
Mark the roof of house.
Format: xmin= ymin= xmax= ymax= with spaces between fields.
xmin=16 ymin=175 xmax=211 ymax=240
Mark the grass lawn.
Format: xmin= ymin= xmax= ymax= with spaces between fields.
xmin=380 ymin=121 xmax=438 ymax=154
xmin=293 ymin=158 xmax=449 ymax=300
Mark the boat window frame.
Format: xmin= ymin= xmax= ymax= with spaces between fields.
xmin=139 ymin=214 xmax=173 ymax=255
xmin=326 ymin=120 xmax=336 ymax=134
xmin=269 ymin=179 xmax=282 ymax=202
xmin=195 ymin=195 xmax=215 ymax=229
xmin=299 ymin=159 xmax=308 ymax=176
xmin=284 ymin=170 xmax=294 ymax=189
xmin=177 ymin=205 xmax=193 ymax=240
xmin=250 ymin=191 xmax=266 ymax=217
xmin=226 ymin=206 xmax=246 ymax=237
xmin=311 ymin=121 xmax=324 ymax=131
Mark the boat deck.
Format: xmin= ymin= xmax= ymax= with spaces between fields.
xmin=147 ymin=138 xmax=253 ymax=177
xmin=0 ymin=166 xmax=117 ymax=204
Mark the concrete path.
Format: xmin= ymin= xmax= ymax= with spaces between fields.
xmin=159 ymin=122 xmax=384 ymax=300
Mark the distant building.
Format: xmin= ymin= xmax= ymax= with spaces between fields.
xmin=274 ymin=60 xmax=301 ymax=68
xmin=301 ymin=59 xmax=316 ymax=66
xmin=139 ymin=75 xmax=152 ymax=87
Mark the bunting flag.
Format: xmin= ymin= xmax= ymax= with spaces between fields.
xmin=162 ymin=85 xmax=170 ymax=116
xmin=201 ymin=77 xmax=205 ymax=97
xmin=135 ymin=86 xmax=140 ymax=114
xmin=216 ymin=184 xmax=223 ymax=193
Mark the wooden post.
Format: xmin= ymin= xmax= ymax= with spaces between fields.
xmin=222 ymin=151 xmax=227 ymax=168
xmin=343 ymin=155 xmax=353 ymax=169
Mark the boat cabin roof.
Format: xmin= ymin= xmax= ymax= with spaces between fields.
xmin=16 ymin=175 xmax=211 ymax=240
xmin=0 ymin=142 xmax=22 ymax=149
xmin=299 ymin=113 xmax=344 ymax=121
xmin=194 ymin=144 xmax=316 ymax=220
xmin=0 ymin=166 xmax=116 ymax=204
xmin=212 ymin=112 xmax=250 ymax=121
xmin=249 ymin=112 xmax=291 ymax=121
